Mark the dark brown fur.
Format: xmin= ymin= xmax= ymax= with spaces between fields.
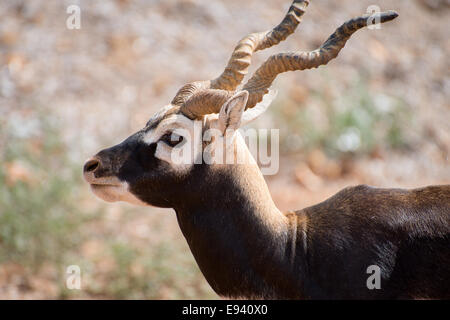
xmin=173 ymin=164 xmax=450 ymax=299
xmin=293 ymin=185 xmax=450 ymax=299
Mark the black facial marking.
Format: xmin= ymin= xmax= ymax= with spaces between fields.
xmin=90 ymin=104 xmax=196 ymax=208
xmin=94 ymin=129 xmax=194 ymax=208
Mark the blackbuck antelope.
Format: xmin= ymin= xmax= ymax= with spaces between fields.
xmin=83 ymin=1 xmax=450 ymax=299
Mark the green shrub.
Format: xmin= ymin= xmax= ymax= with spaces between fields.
xmin=0 ymin=113 xmax=86 ymax=270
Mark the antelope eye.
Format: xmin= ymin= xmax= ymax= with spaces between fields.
xmin=160 ymin=132 xmax=184 ymax=147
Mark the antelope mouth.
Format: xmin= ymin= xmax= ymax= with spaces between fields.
xmin=90 ymin=182 xmax=121 ymax=187
xmin=89 ymin=181 xmax=127 ymax=203
xmin=88 ymin=180 xmax=148 ymax=206
xmin=83 ymin=172 xmax=126 ymax=202
xmin=83 ymin=171 xmax=122 ymax=186
xmin=90 ymin=183 xmax=122 ymax=193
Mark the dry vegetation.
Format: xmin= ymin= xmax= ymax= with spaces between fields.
xmin=0 ymin=0 xmax=449 ymax=299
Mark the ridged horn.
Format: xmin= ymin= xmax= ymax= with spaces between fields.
xmin=179 ymin=89 xmax=235 ymax=120
xmin=210 ymin=0 xmax=310 ymax=91
xmin=173 ymin=0 xmax=310 ymax=118
xmin=243 ymin=11 xmax=399 ymax=109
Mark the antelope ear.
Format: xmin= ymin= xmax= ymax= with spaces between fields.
xmin=218 ymin=91 xmax=249 ymax=134
xmin=241 ymin=90 xmax=277 ymax=126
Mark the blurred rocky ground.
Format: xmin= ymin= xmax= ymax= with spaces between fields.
xmin=0 ymin=0 xmax=449 ymax=299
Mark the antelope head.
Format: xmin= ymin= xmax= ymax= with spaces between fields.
xmin=83 ymin=0 xmax=398 ymax=209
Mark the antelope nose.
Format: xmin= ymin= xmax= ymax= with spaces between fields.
xmin=83 ymin=158 xmax=100 ymax=174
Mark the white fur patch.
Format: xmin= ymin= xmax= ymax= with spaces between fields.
xmin=90 ymin=180 xmax=148 ymax=206
xmin=143 ymin=111 xmax=203 ymax=173
xmin=140 ymin=92 xmax=273 ymax=172
xmin=241 ymin=90 xmax=277 ymax=126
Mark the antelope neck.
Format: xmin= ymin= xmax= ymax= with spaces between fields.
xmin=174 ymin=164 xmax=304 ymax=298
